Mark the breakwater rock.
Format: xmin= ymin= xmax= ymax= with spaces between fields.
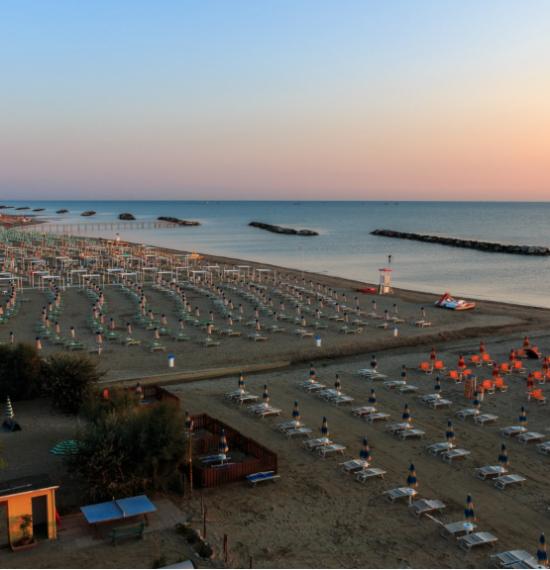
xmin=249 ymin=221 xmax=319 ymax=236
xmin=118 ymin=213 xmax=136 ymax=220
xmin=157 ymin=216 xmax=200 ymax=226
xmin=371 ymin=229 xmax=550 ymax=256
xmin=56 ymin=209 xmax=69 ymax=214
xmin=81 ymin=210 xmax=96 ymax=217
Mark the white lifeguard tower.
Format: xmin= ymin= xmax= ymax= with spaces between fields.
xmin=378 ymin=267 xmax=393 ymax=295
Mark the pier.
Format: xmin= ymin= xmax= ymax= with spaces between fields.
xmin=23 ymin=220 xmax=180 ymax=234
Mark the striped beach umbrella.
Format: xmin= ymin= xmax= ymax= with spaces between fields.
xmin=402 ymin=403 xmax=411 ymax=423
xmin=334 ymin=375 xmax=341 ymax=393
xmin=368 ymin=389 xmax=377 ymax=405
xmin=498 ymin=443 xmax=509 ymax=467
xmin=292 ymin=401 xmax=301 ymax=424
xmin=218 ymin=429 xmax=229 ymax=456
xmin=320 ymin=416 xmax=329 ymax=438
xmin=262 ymin=385 xmax=270 ymax=404
xmin=446 ymin=419 xmax=455 ymax=446
xmin=464 ymin=494 xmax=475 ymax=523
xmin=407 ymin=463 xmax=417 ymax=489
xmin=519 ymin=406 xmax=528 ymax=427
xmin=359 ymin=437 xmax=371 ymax=462
xmin=538 ymin=533 xmax=548 ymax=567
xmin=4 ymin=396 xmax=14 ymax=420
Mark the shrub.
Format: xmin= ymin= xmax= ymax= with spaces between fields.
xmin=0 ymin=343 xmax=45 ymax=401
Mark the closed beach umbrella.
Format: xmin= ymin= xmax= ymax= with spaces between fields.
xmin=368 ymin=389 xmax=377 ymax=405
xmin=4 ymin=396 xmax=14 ymax=420
xmin=402 ymin=403 xmax=411 ymax=423
xmin=401 ymin=365 xmax=407 ymax=382
xmin=370 ymin=355 xmax=377 ymax=370
xmin=218 ymin=429 xmax=229 ymax=458
xmin=479 ymin=341 xmax=486 ymax=354
xmin=359 ymin=437 xmax=371 ymax=462
xmin=238 ymin=373 xmax=245 ymax=392
xmin=538 ymin=533 xmax=548 ymax=567
xmin=321 ymin=416 xmax=329 ymax=438
xmin=335 ymin=374 xmax=341 ymax=393
xmin=434 ymin=376 xmax=442 ymax=395
xmin=464 ymin=494 xmax=475 ymax=523
xmin=458 ymin=354 xmax=466 ymax=369
xmin=407 ymin=463 xmax=417 ymax=488
xmin=292 ymin=401 xmax=301 ymax=425
xmin=473 ymin=393 xmax=481 ymax=414
xmin=309 ymin=363 xmax=316 ymax=379
xmin=519 ymin=406 xmax=528 ymax=427
xmin=446 ymin=419 xmax=455 ymax=446
xmin=262 ymin=385 xmax=269 ymax=405
xmin=498 ymin=444 xmax=509 ymax=467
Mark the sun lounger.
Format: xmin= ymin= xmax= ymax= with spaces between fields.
xmin=318 ymin=443 xmax=346 ymax=458
xmin=536 ymin=441 xmax=550 ymax=455
xmin=475 ymin=465 xmax=508 ymax=480
xmin=246 ymin=471 xmax=280 ymax=486
xmin=386 ymin=422 xmax=412 ymax=434
xmin=303 ymin=382 xmax=326 ymax=392
xmin=276 ymin=420 xmax=302 ymax=431
xmin=200 ymin=454 xmax=231 ymax=465
xmin=365 ymin=412 xmax=390 ymax=423
xmin=384 ymin=380 xmax=406 ymax=389
xmin=494 ymin=474 xmax=526 ymax=490
xmin=332 ymin=394 xmax=355 ymax=406
xmin=285 ymin=427 xmax=312 ymax=438
xmin=398 ymin=428 xmax=425 ymax=440
xmin=409 ymin=498 xmax=446 ymax=517
xmin=398 ymin=384 xmax=419 ymax=394
xmin=426 ymin=441 xmax=453 ymax=456
xmin=491 ymin=550 xmax=541 ymax=568
xmin=355 ymin=467 xmax=386 ymax=482
xmin=248 ymin=333 xmax=268 ymax=341
xmin=232 ymin=394 xmax=259 ymax=405
xmin=340 ymin=459 xmax=370 ymax=473
xmin=456 ymin=408 xmax=479 ymax=420
xmin=458 ymin=531 xmax=498 ymax=551
xmin=501 ymin=426 xmax=528 ymax=437
xmin=357 ymin=368 xmax=387 ymax=380
xmin=441 ymin=448 xmax=471 ymax=463
xmin=302 ymin=437 xmax=332 ymax=451
xmin=255 ymin=406 xmax=282 ymax=418
xmin=474 ymin=413 xmax=499 ymax=425
xmin=352 ymin=406 xmax=377 ymax=417
xmin=440 ymin=521 xmax=478 ymax=540
xmin=384 ymin=487 xmax=418 ymax=503
xmin=517 ymin=432 xmax=545 ymax=444
xmin=422 ymin=397 xmax=452 ymax=409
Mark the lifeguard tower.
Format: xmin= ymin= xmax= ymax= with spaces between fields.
xmin=378 ymin=267 xmax=393 ymax=295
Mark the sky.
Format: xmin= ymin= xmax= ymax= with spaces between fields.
xmin=1 ymin=0 xmax=550 ymax=201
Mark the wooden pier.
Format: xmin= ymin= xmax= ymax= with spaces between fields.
xmin=23 ymin=220 xmax=180 ymax=234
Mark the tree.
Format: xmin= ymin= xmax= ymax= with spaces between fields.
xmin=0 ymin=343 xmax=44 ymax=401
xmin=68 ymin=401 xmax=186 ymax=501
xmin=43 ymin=353 xmax=103 ymax=414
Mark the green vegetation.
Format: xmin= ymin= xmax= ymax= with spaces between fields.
xmin=0 ymin=343 xmax=44 ymax=401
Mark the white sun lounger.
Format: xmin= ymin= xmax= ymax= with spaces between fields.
xmin=276 ymin=420 xmax=301 ymax=431
xmin=517 ymin=432 xmax=545 ymax=444
xmin=398 ymin=428 xmax=425 ymax=440
xmin=384 ymin=380 xmax=407 ymax=390
xmin=456 ymin=408 xmax=479 ymax=420
xmin=340 ymin=459 xmax=370 ymax=473
xmin=409 ymin=498 xmax=446 ymax=517
xmin=384 ymin=487 xmax=418 ymax=503
xmin=501 ymin=425 xmax=529 ymax=437
xmin=536 ymin=440 xmax=550 ymax=455
xmin=494 ymin=474 xmax=526 ymax=490
xmin=474 ymin=413 xmax=499 ymax=425
xmin=426 ymin=442 xmax=453 ymax=456
xmin=429 ymin=398 xmax=453 ymax=409
xmin=255 ymin=406 xmax=282 ymax=418
xmin=365 ymin=412 xmax=390 ymax=423
xmin=475 ymin=465 xmax=509 ymax=480
xmin=285 ymin=427 xmax=312 ymax=438
xmin=318 ymin=443 xmax=346 ymax=458
xmin=441 ymin=448 xmax=471 ymax=463
xmin=440 ymin=521 xmax=478 ymax=540
xmin=458 ymin=531 xmax=498 ymax=551
xmin=491 ymin=550 xmax=541 ymax=568
xmin=386 ymin=422 xmax=412 ymax=434
xmin=332 ymin=394 xmax=355 ymax=406
xmin=357 ymin=368 xmax=387 ymax=380
xmin=398 ymin=384 xmax=419 ymax=394
xmin=355 ymin=467 xmax=386 ymax=482
xmin=302 ymin=437 xmax=332 ymax=450
xmin=303 ymin=382 xmax=326 ymax=392
xmin=352 ymin=406 xmax=377 ymax=417
xmin=232 ymin=394 xmax=260 ymax=405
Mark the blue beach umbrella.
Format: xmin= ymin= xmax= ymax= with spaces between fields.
xmin=519 ymin=406 xmax=528 ymax=427
xmin=359 ymin=437 xmax=371 ymax=461
xmin=407 ymin=463 xmax=417 ymax=488
xmin=464 ymin=495 xmax=475 ymax=523
xmin=498 ymin=444 xmax=509 ymax=467
xmin=368 ymin=389 xmax=377 ymax=405
xmin=446 ymin=419 xmax=455 ymax=446
xmin=538 ymin=533 xmax=548 ymax=566
xmin=321 ymin=416 xmax=329 ymax=438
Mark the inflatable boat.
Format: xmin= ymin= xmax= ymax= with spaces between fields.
xmin=435 ymin=292 xmax=476 ymax=311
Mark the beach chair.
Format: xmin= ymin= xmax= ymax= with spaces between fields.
xmin=494 ymin=377 xmax=508 ymax=392
xmin=426 ymin=441 xmax=453 ymax=456
xmin=440 ymin=521 xmax=478 ymax=540
xmin=398 ymin=384 xmax=419 ymax=394
xmin=470 ymin=354 xmax=482 ymax=367
xmin=458 ymin=531 xmax=498 ymax=551
xmin=500 ymin=425 xmax=528 ymax=438
xmin=276 ymin=420 xmax=302 ymax=431
xmin=419 ymin=361 xmax=432 ymax=374
xmin=340 ymin=459 xmax=370 ymax=473
xmin=351 ymin=406 xmax=377 ymax=417
xmin=285 ymin=427 xmax=312 ymax=438
xmin=384 ymin=487 xmax=418 ymax=503
xmin=536 ymin=441 xmax=550 ymax=455
xmin=386 ymin=422 xmax=413 ymax=435
xmin=383 ymin=380 xmax=406 ymax=390
xmin=475 ymin=465 xmax=508 ymax=480
xmin=355 ymin=467 xmax=386 ymax=483
xmin=332 ymin=394 xmax=354 ymax=406
xmin=456 ymin=408 xmax=479 ymax=420
xmin=255 ymin=406 xmax=282 ymax=418
xmin=302 ymin=437 xmax=332 ymax=451
xmin=429 ymin=398 xmax=453 ymax=409
xmin=246 ymin=471 xmax=280 ymax=486
xmin=365 ymin=412 xmax=390 ymax=423
xmin=409 ymin=498 xmax=446 ymax=517
xmin=494 ymin=474 xmax=526 ymax=490
xmin=448 ymin=370 xmax=462 ymax=383
xmin=517 ymin=431 xmax=545 ymax=444
xmin=480 ymin=379 xmax=496 ymax=394
xmin=481 ymin=353 xmax=495 ymax=367
xmin=441 ymin=448 xmax=471 ymax=463
xmin=303 ymin=382 xmax=326 ymax=392
xmin=491 ymin=550 xmax=540 ymax=568
xmin=527 ymin=389 xmax=547 ymax=404
xmin=473 ymin=413 xmax=499 ymax=425
xmin=318 ymin=443 xmax=346 ymax=458
xmin=149 ymin=341 xmax=166 ymax=352
xmin=499 ymin=362 xmax=511 ymax=375
xmin=248 ymin=333 xmax=268 ymax=342
xmin=398 ymin=428 xmax=425 ymax=441
xmin=512 ymin=360 xmax=526 ymax=375
xmin=357 ymin=368 xmax=387 ymax=380
xmin=433 ymin=360 xmax=446 ymax=373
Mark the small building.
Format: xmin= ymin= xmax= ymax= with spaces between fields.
xmin=0 ymin=474 xmax=59 ymax=550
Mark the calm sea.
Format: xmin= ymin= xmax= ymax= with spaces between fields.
xmin=4 ymin=200 xmax=550 ymax=308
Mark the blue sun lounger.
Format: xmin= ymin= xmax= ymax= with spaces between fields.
xmin=81 ymin=495 xmax=156 ymax=527
xmin=246 ymin=471 xmax=280 ymax=486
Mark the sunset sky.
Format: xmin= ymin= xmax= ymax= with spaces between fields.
xmin=1 ymin=0 xmax=549 ymax=200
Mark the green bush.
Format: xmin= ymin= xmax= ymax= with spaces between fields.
xmin=0 ymin=343 xmax=45 ymax=401
xmin=43 ymin=354 xmax=103 ymax=414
